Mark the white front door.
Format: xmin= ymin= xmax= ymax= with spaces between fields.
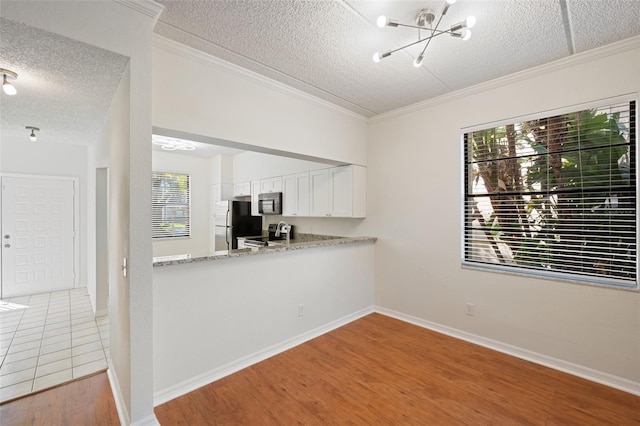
xmin=1 ymin=176 xmax=76 ymax=298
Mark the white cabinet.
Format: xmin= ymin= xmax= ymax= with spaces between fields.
xmin=250 ymin=180 xmax=261 ymax=216
xmin=233 ymin=181 xmax=251 ymax=197
xmin=283 ymin=172 xmax=310 ymax=217
xmin=309 ymin=169 xmax=331 ymax=217
xmin=309 ymin=165 xmax=366 ymax=218
xmin=260 ymin=176 xmax=283 ymax=193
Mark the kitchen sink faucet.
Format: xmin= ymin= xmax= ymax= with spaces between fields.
xmin=275 ymin=221 xmax=291 ymax=245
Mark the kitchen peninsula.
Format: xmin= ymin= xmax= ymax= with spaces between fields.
xmin=152 ymin=232 xmax=376 ymax=404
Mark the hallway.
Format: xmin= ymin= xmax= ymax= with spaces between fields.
xmin=0 ymin=288 xmax=109 ymax=402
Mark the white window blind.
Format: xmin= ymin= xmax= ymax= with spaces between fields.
xmin=152 ymin=171 xmax=191 ymax=239
xmin=463 ymin=100 xmax=637 ymax=289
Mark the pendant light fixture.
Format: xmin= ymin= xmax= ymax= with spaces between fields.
xmin=373 ymin=0 xmax=476 ymax=67
xmin=26 ymin=126 xmax=39 ymax=142
xmin=1 ymin=68 xmax=18 ymax=95
xmin=152 ymin=135 xmax=196 ymax=151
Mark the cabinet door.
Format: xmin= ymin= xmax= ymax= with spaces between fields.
xmin=251 ymin=180 xmax=261 ymax=216
xmin=241 ymin=181 xmax=250 ymax=196
xmin=233 ymin=183 xmax=244 ymax=197
xmin=329 ymin=166 xmax=353 ymax=217
xmin=283 ymin=173 xmax=309 ymax=217
xmin=309 ymin=169 xmax=330 ymax=216
xmin=296 ymin=173 xmax=310 ymax=216
xmin=234 ymin=181 xmax=250 ymax=196
xmin=271 ymin=176 xmax=283 ymax=193
xmin=260 ymin=179 xmax=272 ymax=193
xmin=282 ymin=174 xmax=298 ymax=216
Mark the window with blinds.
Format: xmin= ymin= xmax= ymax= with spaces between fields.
xmin=152 ymin=171 xmax=191 ymax=239
xmin=463 ymin=100 xmax=637 ymax=289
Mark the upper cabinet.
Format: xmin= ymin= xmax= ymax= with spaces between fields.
xmin=233 ymin=181 xmax=251 ymax=197
xmin=240 ymin=165 xmax=365 ymax=219
xmin=260 ymin=176 xmax=283 ymax=193
xmin=283 ymin=172 xmax=310 ymax=217
xmin=309 ymin=165 xmax=365 ymax=218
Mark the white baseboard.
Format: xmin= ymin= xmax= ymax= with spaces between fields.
xmin=95 ymin=308 xmax=108 ymax=318
xmin=154 ymin=306 xmax=374 ymax=406
xmin=107 ymin=363 xmax=131 ymax=426
xmin=374 ymin=306 xmax=640 ymax=396
xmin=131 ymin=414 xmax=161 ymax=426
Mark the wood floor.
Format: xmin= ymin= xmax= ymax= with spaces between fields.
xmin=2 ymin=314 xmax=639 ymax=425
xmin=155 ymin=313 xmax=640 ymax=425
xmin=0 ymin=372 xmax=119 ymax=425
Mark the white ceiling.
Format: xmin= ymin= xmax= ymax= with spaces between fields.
xmin=154 ymin=0 xmax=640 ymax=117
xmin=0 ymin=17 xmax=128 ymax=147
xmin=1 ymin=1 xmax=639 ymax=154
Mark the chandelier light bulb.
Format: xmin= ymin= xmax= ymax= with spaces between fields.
xmin=446 ymin=0 xmax=457 ymax=4
xmin=373 ymin=52 xmax=382 ymax=63
xmin=465 ymin=16 xmax=476 ymax=28
xmin=413 ymin=54 xmax=424 ymax=68
xmin=376 ymin=15 xmax=388 ymax=28
xmin=461 ymin=28 xmax=472 ymax=41
xmin=1 ymin=68 xmax=18 ymax=95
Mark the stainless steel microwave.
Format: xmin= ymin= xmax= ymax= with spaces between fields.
xmin=258 ymin=192 xmax=282 ymax=215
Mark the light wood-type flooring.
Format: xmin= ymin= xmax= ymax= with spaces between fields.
xmin=2 ymin=313 xmax=639 ymax=425
xmin=155 ymin=313 xmax=639 ymax=425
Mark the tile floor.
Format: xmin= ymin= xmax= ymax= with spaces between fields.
xmin=0 ymin=288 xmax=109 ymax=403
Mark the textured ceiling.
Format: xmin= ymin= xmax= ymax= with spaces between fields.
xmin=154 ymin=0 xmax=640 ymax=117
xmin=0 ymin=17 xmax=128 ymax=146
xmin=1 ymin=1 xmax=639 ymax=153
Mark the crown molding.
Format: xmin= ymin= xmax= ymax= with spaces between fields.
xmin=152 ymin=34 xmax=368 ymax=123
xmin=370 ymin=35 xmax=640 ymax=124
xmin=112 ymin=0 xmax=164 ymax=21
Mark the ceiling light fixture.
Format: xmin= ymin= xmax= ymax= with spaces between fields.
xmin=373 ymin=0 xmax=476 ymax=68
xmin=152 ymin=136 xmax=196 ymax=151
xmin=25 ymin=126 xmax=39 ymax=142
xmin=1 ymin=68 xmax=18 ymax=95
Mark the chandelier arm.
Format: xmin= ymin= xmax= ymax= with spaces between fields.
xmin=393 ymin=22 xmax=455 ymax=34
xmin=386 ymin=35 xmax=434 ymax=55
xmin=418 ymin=6 xmax=449 ymax=56
xmin=386 ymin=31 xmax=452 ymax=56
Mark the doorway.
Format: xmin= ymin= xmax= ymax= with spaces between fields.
xmin=1 ymin=175 xmax=78 ymax=298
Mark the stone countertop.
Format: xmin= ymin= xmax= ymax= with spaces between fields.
xmin=152 ymin=233 xmax=377 ymax=267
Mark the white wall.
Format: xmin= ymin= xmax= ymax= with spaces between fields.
xmin=3 ymin=2 xmax=163 ymax=423
xmin=0 ymin=140 xmax=89 ymax=290
xmin=152 ymin=151 xmax=212 ymax=258
xmin=366 ymin=40 xmax=640 ymax=387
xmin=152 ymin=37 xmax=368 ymax=166
xmin=153 ymin=242 xmax=375 ymax=402
xmin=232 ymin=151 xmax=329 ymax=182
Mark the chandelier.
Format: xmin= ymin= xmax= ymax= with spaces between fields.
xmin=373 ymin=0 xmax=476 ymax=67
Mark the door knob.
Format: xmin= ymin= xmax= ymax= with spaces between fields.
xmin=3 ymin=244 xmax=10 ymax=248
xmin=3 ymin=235 xmax=9 ymax=239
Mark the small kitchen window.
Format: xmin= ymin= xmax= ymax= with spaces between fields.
xmin=462 ymin=98 xmax=637 ymax=289
xmin=152 ymin=171 xmax=191 ymax=239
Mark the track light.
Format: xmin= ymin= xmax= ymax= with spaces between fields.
xmin=1 ymin=68 xmax=18 ymax=95
xmin=26 ymin=126 xmax=39 ymax=142
xmin=373 ymin=1 xmax=476 ymax=67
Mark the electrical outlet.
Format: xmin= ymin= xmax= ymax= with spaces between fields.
xmin=465 ymin=303 xmax=475 ymax=316
xmin=298 ymin=304 xmax=305 ymax=317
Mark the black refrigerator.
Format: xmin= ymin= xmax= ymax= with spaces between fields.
xmin=214 ymin=200 xmax=262 ymax=251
